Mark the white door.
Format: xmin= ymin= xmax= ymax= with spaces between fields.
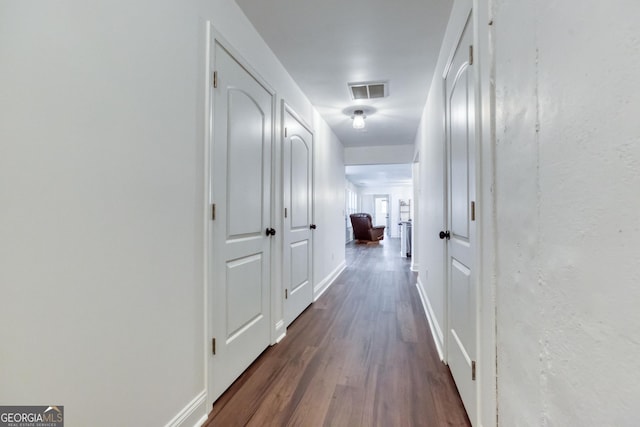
xmin=209 ymin=41 xmax=274 ymax=402
xmin=282 ymin=104 xmax=314 ymax=326
xmin=444 ymin=13 xmax=477 ymax=424
xmin=373 ymin=194 xmax=389 ymax=232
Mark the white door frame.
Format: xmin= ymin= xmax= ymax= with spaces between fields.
xmin=203 ymin=24 xmax=277 ymax=409
xmin=373 ymin=194 xmax=390 ymax=235
xmin=411 ymin=152 xmax=420 ymax=272
xmin=471 ymin=0 xmax=497 ymax=424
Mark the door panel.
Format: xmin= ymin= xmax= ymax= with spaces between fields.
xmin=450 ymin=257 xmax=473 ymax=360
xmin=450 ymin=81 xmax=470 ymax=240
xmin=226 ymin=254 xmax=264 ymax=339
xmin=210 ymin=41 xmax=273 ymax=402
xmin=290 ymin=240 xmax=309 ymax=293
xmin=290 ymin=139 xmax=309 ymax=229
xmin=228 ymin=90 xmax=265 ymax=236
xmin=283 ymin=105 xmax=314 ymax=326
xmin=445 ymin=13 xmax=477 ymax=425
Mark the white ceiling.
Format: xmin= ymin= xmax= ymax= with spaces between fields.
xmin=346 ymin=164 xmax=412 ymax=188
xmin=236 ymin=0 xmax=452 ymax=148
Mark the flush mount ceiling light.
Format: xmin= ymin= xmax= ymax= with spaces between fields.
xmin=352 ymin=109 xmax=366 ymax=129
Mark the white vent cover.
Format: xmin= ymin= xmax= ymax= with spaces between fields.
xmin=348 ymin=81 xmax=388 ymax=100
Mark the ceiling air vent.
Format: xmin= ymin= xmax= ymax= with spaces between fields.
xmin=348 ymin=81 xmax=389 ymax=100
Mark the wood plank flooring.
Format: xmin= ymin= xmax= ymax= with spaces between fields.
xmin=204 ymin=238 xmax=470 ymax=427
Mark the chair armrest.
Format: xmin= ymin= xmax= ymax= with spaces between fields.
xmin=370 ymin=226 xmax=385 ymax=241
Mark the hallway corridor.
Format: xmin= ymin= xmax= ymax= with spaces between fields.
xmin=205 ymin=239 xmax=470 ymax=426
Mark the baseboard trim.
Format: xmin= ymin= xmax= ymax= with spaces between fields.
xmin=415 ymin=277 xmax=444 ymax=361
xmin=314 ymin=260 xmax=346 ymax=301
xmin=275 ymin=320 xmax=286 ymax=343
xmin=165 ymin=389 xmax=207 ymax=427
xmin=192 ymin=415 xmax=208 ymax=427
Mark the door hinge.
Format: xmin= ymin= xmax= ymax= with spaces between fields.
xmin=211 ymin=204 xmax=216 ymax=220
xmin=285 ymin=289 xmax=288 ymax=299
xmin=469 ymin=45 xmax=474 ymax=65
xmin=471 ymin=201 xmax=476 ymax=221
xmin=284 ymin=207 xmax=287 ymax=218
xmin=284 ymin=127 xmax=288 ymax=138
xmin=472 ymin=360 xmax=476 ymax=381
xmin=213 ymin=71 xmax=218 ymax=88
xmin=212 ymin=338 xmax=216 ymax=355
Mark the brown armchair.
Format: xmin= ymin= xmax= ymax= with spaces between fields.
xmin=350 ymin=213 xmax=385 ymax=242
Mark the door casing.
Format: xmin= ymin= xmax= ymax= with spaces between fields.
xmin=373 ymin=194 xmax=390 ymax=236
xmin=282 ymin=101 xmax=314 ymax=327
xmin=442 ymin=8 xmax=479 ymax=425
xmin=204 ymin=26 xmax=277 ymax=408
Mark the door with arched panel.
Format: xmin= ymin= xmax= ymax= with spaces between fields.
xmin=444 ymin=12 xmax=477 ymax=424
xmin=209 ymin=40 xmax=274 ymax=402
xmin=283 ymin=104 xmax=314 ymax=326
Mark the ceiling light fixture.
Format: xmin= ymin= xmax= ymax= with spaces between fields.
xmin=352 ymin=110 xmax=366 ymax=129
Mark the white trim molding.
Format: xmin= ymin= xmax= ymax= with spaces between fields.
xmin=192 ymin=416 xmax=208 ymax=427
xmin=164 ymin=390 xmax=207 ymax=427
xmin=415 ymin=277 xmax=444 ymax=361
xmin=314 ymin=260 xmax=347 ymax=301
xmin=274 ymin=320 xmax=286 ymax=343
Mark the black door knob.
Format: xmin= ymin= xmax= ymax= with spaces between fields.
xmin=439 ymin=230 xmax=451 ymax=240
xmin=265 ymin=227 xmax=276 ymax=236
xmin=310 ymin=224 xmax=317 ymax=230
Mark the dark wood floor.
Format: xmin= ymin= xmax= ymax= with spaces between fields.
xmin=204 ymin=238 xmax=470 ymax=427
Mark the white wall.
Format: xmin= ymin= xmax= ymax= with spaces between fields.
xmin=493 ymin=0 xmax=640 ymax=425
xmin=312 ymin=109 xmax=347 ymax=296
xmin=0 ymin=1 xmax=346 ymax=425
xmin=344 ymin=144 xmax=415 ymax=165
xmin=1 ymin=2 xmax=206 ymax=425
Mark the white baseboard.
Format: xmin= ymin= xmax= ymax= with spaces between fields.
xmin=192 ymin=415 xmax=208 ymax=427
xmin=313 ymin=260 xmax=346 ymax=301
xmin=165 ymin=390 xmax=207 ymax=427
xmin=415 ymin=277 xmax=444 ymax=361
xmin=275 ymin=319 xmax=286 ymax=343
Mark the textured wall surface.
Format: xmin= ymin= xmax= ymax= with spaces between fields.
xmin=494 ymin=0 xmax=640 ymax=425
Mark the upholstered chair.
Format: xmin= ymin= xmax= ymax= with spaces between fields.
xmin=349 ymin=213 xmax=385 ymax=242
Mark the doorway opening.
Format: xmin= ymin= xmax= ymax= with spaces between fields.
xmin=373 ymin=194 xmax=390 ymax=236
xmin=344 ymin=163 xmax=414 ymax=242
